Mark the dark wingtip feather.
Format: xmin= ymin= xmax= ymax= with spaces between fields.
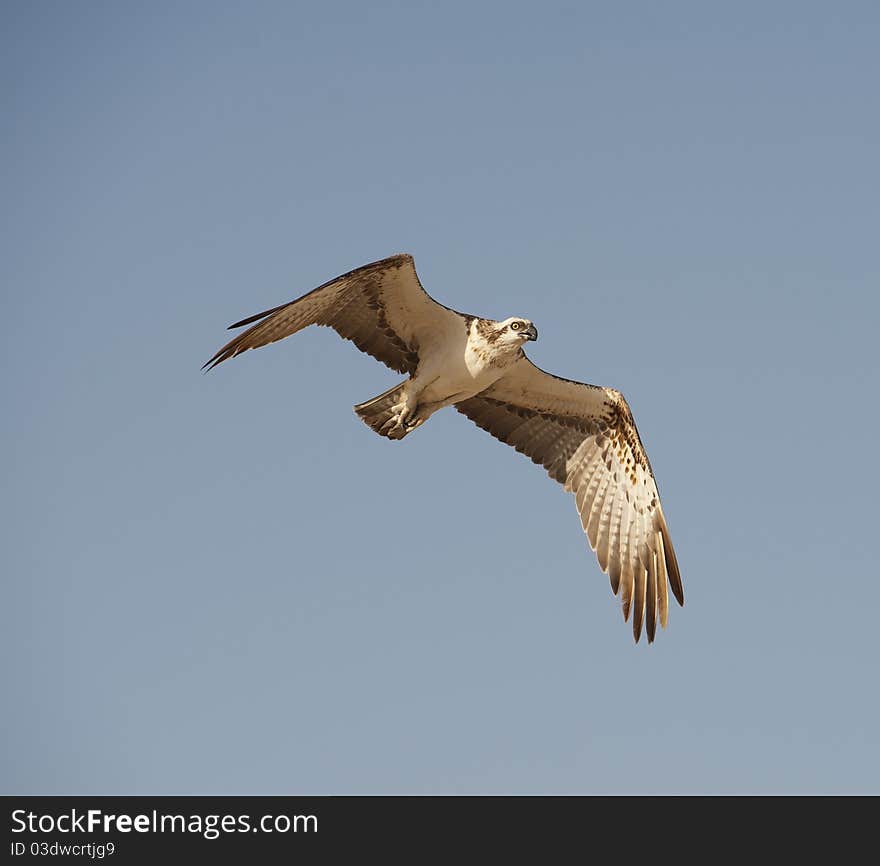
xmin=632 ymin=567 xmax=645 ymax=642
xmin=201 ymin=349 xmax=233 ymax=372
xmin=201 ymin=306 xmax=281 ymax=371
xmin=658 ymin=511 xmax=684 ymax=607
xmin=646 ymin=556 xmax=657 ymax=643
xmin=228 ymin=309 xmax=273 ymax=329
xmin=608 ymin=560 xmax=621 ymax=596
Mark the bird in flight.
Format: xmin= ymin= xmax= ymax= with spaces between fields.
xmin=205 ymin=254 xmax=683 ymax=642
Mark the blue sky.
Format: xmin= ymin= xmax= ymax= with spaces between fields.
xmin=3 ymin=1 xmax=878 ymax=793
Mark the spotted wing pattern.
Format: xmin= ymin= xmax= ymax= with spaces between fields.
xmin=457 ymin=359 xmax=683 ymax=642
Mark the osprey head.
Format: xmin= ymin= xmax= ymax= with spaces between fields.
xmin=495 ymin=317 xmax=539 ymax=344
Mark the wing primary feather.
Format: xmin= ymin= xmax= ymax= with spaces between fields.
xmin=605 ymin=485 xmax=627 ymax=595
xmin=596 ymin=482 xmax=622 ymax=573
xmin=564 ymin=439 xmax=597 ymax=494
xmin=608 ymin=559 xmax=621 ymax=596
xmin=620 ymin=561 xmax=634 ymax=623
xmin=656 ymin=532 xmax=669 ymax=629
xmin=586 ymin=466 xmax=613 ymax=550
xmin=596 ymin=503 xmax=612 ymax=572
xmin=646 ymin=551 xmax=658 ymax=643
xmin=228 ymin=304 xmax=289 ymax=330
xmin=611 ymin=490 xmax=632 ymax=599
xmin=657 ymin=510 xmax=684 ymax=606
xmin=622 ymin=592 xmax=632 ymax=623
xmin=620 ymin=513 xmax=638 ymax=621
xmin=574 ymin=448 xmax=604 ymax=519
xmin=632 ymin=564 xmax=646 ymax=643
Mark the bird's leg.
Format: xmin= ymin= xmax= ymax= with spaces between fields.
xmin=382 ymin=374 xmax=443 ymax=438
xmin=402 ymin=406 xmax=430 ymax=432
xmin=399 ymin=391 xmax=471 ymax=433
xmin=380 ymin=387 xmax=420 ymax=438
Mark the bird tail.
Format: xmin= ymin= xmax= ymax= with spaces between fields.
xmin=354 ymin=381 xmax=411 ymax=440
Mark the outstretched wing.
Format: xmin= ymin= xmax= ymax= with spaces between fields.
xmin=456 ymin=359 xmax=683 ymax=643
xmin=203 ymin=254 xmax=465 ymax=373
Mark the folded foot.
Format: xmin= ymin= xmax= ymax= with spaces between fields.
xmin=380 ymin=399 xmax=432 ymax=439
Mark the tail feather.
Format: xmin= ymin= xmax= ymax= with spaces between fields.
xmin=354 ymin=382 xmax=411 ymax=439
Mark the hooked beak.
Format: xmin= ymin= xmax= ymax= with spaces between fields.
xmin=525 ymin=324 xmax=538 ymax=341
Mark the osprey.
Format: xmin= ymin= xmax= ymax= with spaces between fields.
xmin=205 ymin=254 xmax=683 ymax=643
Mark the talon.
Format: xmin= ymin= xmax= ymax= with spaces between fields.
xmin=380 ymin=400 xmax=417 ymax=438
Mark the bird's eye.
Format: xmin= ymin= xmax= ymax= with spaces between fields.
xmin=510 ymin=322 xmax=521 ymax=330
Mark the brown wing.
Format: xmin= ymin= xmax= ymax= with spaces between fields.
xmin=203 ymin=254 xmax=464 ymax=374
xmin=456 ymin=358 xmax=683 ymax=643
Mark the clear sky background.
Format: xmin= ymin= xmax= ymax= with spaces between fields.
xmin=3 ymin=1 xmax=878 ymax=794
